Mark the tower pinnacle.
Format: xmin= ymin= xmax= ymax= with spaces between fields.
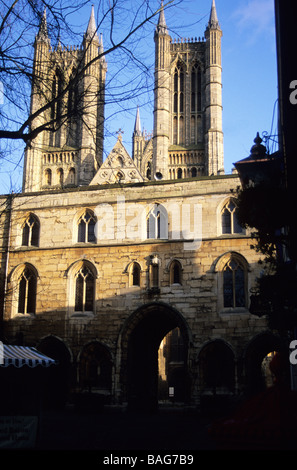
xmin=208 ymin=0 xmax=219 ymax=29
xmin=134 ymin=106 xmax=142 ymax=136
xmin=85 ymin=5 xmax=99 ymax=42
xmin=156 ymin=1 xmax=168 ymax=35
xmin=36 ymin=8 xmax=49 ymax=43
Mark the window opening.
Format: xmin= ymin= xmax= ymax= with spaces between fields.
xmin=223 ymin=259 xmax=245 ymax=308
xmin=78 ymin=211 xmax=96 ymax=243
xmin=18 ymin=268 xmax=37 ymax=314
xmin=74 ymin=265 xmax=95 ymax=313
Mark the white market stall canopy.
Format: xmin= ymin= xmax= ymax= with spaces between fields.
xmin=0 ymin=344 xmax=57 ymax=368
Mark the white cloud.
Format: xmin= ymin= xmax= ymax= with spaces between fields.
xmin=232 ymin=0 xmax=275 ymax=42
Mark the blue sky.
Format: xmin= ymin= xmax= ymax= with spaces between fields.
xmin=0 ymin=0 xmax=277 ymax=193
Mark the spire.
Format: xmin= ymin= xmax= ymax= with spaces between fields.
xmin=134 ymin=106 xmax=142 ymax=136
xmin=156 ymin=1 xmax=168 ymax=35
xmin=84 ymin=5 xmax=99 ymax=42
xmin=36 ymin=8 xmax=49 ymax=43
xmin=208 ymin=0 xmax=219 ymax=29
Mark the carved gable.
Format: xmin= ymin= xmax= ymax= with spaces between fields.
xmin=90 ymin=136 xmax=144 ymax=185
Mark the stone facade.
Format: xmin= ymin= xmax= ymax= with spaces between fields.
xmin=0 ymin=2 xmax=278 ymax=410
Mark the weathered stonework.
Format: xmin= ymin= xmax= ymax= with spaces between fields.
xmin=0 ymin=3 xmax=278 ymax=410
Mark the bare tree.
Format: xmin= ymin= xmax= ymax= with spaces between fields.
xmin=0 ymin=0 xmax=177 ymax=149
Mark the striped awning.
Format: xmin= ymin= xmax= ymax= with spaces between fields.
xmin=0 ymin=344 xmax=57 ymax=368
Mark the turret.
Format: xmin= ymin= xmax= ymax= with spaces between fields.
xmin=132 ymin=106 xmax=145 ymax=169
xmin=23 ymin=9 xmax=51 ymax=192
xmin=204 ymin=0 xmax=224 ymax=175
xmin=153 ymin=1 xmax=171 ymax=180
xmin=79 ymin=5 xmax=106 ymax=183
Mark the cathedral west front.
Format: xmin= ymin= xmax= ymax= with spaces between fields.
xmin=0 ymin=1 xmax=279 ymax=411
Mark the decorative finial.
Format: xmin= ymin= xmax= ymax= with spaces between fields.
xmin=116 ymin=128 xmax=124 ymax=141
xmin=250 ymin=132 xmax=267 ymax=159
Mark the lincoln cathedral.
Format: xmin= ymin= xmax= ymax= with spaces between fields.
xmin=0 ymin=1 xmax=279 ymax=411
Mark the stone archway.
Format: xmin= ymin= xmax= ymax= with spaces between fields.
xmin=37 ymin=335 xmax=72 ymax=409
xmin=119 ymin=302 xmax=191 ymax=412
xmin=78 ymin=341 xmax=113 ymax=395
xmin=244 ymin=332 xmax=282 ymax=396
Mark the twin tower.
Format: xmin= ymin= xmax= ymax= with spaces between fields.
xmin=23 ymin=1 xmax=224 ymax=192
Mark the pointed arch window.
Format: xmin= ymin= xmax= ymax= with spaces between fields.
xmin=51 ymin=70 xmax=63 ymax=120
xmin=74 ymin=264 xmax=95 ymax=314
xmin=68 ymin=72 xmax=79 ymax=119
xmin=173 ymin=62 xmax=185 ymax=144
xmin=170 ymin=260 xmax=182 ymax=285
xmin=221 ymin=200 xmax=243 ymax=234
xmin=129 ymin=262 xmax=141 ymax=287
xmin=146 ymin=204 xmax=168 ymax=239
xmin=191 ymin=63 xmax=202 ymax=112
xmin=78 ymin=210 xmax=96 ymax=243
xmin=18 ymin=267 xmax=37 ymax=315
xmin=22 ymin=214 xmax=40 ymax=247
xmin=223 ymin=259 xmax=246 ymax=309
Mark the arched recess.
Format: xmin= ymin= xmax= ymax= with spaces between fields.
xmin=78 ymin=341 xmax=113 ymax=398
xmin=37 ymin=335 xmax=72 ymax=409
xmin=8 ymin=263 xmax=39 ymax=317
xmin=243 ymin=332 xmax=283 ymax=397
xmin=198 ymin=340 xmax=235 ymax=395
xmin=118 ymin=302 xmax=192 ymax=412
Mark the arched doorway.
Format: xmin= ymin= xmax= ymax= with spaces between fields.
xmin=120 ymin=302 xmax=191 ymax=412
xmin=244 ymin=333 xmax=282 ymax=396
xmin=158 ymin=327 xmax=186 ymax=403
xmin=199 ymin=340 xmax=235 ymax=395
xmin=37 ymin=336 xmax=72 ymax=409
xmin=79 ymin=341 xmax=112 ymax=397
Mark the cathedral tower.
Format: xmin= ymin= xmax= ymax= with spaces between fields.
xmin=152 ymin=0 xmax=224 ymax=180
xmin=204 ymin=0 xmax=224 ymax=175
xmin=153 ymin=2 xmax=171 ymax=180
xmin=22 ymin=7 xmax=107 ymax=192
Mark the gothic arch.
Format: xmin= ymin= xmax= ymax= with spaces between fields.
xmin=171 ymin=55 xmax=187 ymax=74
xmin=242 ymin=332 xmax=283 ymax=396
xmin=77 ymin=341 xmax=113 ymax=401
xmin=72 ymin=208 xmax=97 ymax=244
xmin=213 ymin=251 xmax=250 ymax=312
xmin=213 ymin=251 xmax=250 ymax=273
xmin=217 ymin=197 xmax=244 ymax=236
xmin=198 ymin=339 xmax=236 ymax=394
xmin=118 ymin=302 xmax=192 ymax=410
xmin=37 ymin=335 xmax=72 ymax=408
xmin=65 ymin=259 xmax=98 ymax=317
xmin=19 ymin=213 xmax=40 ymax=247
xmin=8 ymin=262 xmax=39 ymax=317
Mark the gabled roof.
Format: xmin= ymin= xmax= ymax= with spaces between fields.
xmin=90 ymin=135 xmax=144 ymax=185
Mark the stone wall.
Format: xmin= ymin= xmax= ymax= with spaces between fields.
xmin=1 ymin=175 xmax=270 ymax=405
